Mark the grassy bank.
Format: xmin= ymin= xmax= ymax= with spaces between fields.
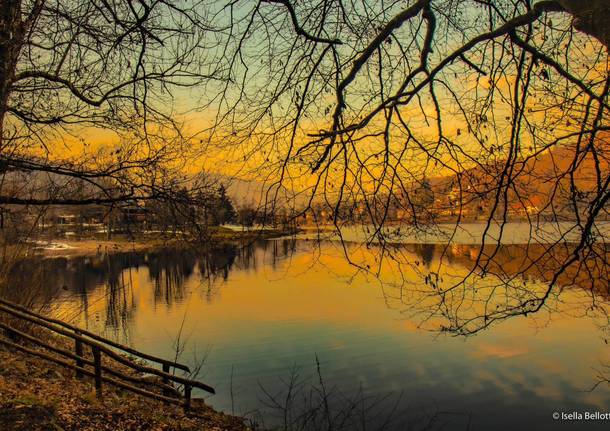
xmin=0 ymin=227 xmax=293 ymax=430
xmin=0 ymin=340 xmax=250 ymax=431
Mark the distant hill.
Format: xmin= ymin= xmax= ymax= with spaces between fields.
xmin=423 ymin=133 xmax=610 ymax=218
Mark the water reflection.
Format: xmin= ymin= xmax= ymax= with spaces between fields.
xmin=6 ymin=240 xmax=301 ymax=328
xmin=4 ymin=239 xmax=610 ymax=430
xmin=6 ymin=239 xmax=610 ymax=336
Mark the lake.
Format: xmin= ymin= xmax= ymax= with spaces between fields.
xmin=6 ymin=236 xmax=610 ymax=430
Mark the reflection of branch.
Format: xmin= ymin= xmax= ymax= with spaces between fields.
xmin=590 ymin=364 xmax=610 ymax=393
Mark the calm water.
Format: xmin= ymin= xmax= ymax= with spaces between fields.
xmin=8 ymin=239 xmax=610 ymax=430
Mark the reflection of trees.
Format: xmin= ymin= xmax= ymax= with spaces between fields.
xmin=198 ymin=243 xmax=238 ymax=282
xmin=3 ymin=257 xmax=71 ymax=310
xmin=102 ymin=255 xmax=137 ymax=333
xmin=392 ymin=242 xmax=610 ymax=335
xmin=148 ymin=249 xmax=196 ymax=307
xmin=4 ymin=240 xmax=298 ymax=329
xmin=6 ymin=239 xmax=607 ymax=337
xmin=411 ymin=244 xmax=435 ymax=268
xmin=436 ymin=243 xmax=610 ymax=295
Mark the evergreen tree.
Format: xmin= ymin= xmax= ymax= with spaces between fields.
xmin=211 ymin=185 xmax=236 ymax=225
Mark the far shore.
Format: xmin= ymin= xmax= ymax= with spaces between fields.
xmin=18 ymin=218 xmax=610 ymax=259
xmin=25 ymin=226 xmax=297 ymax=259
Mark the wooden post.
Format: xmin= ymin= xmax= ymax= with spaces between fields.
xmin=162 ymin=363 xmax=170 ymax=397
xmin=74 ymin=331 xmax=84 ymax=378
xmin=184 ymin=384 xmax=192 ymax=412
xmin=92 ymin=345 xmax=102 ymax=398
xmin=4 ymin=325 xmax=17 ymax=341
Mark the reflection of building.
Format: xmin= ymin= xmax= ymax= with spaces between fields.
xmin=56 ymin=214 xmax=78 ymax=225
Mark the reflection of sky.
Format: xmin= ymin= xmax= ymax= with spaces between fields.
xmin=39 ymin=241 xmax=610 ymax=430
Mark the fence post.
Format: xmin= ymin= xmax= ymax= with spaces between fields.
xmin=184 ymin=384 xmax=192 ymax=412
xmin=92 ymin=345 xmax=102 ymax=398
xmin=4 ymin=326 xmax=17 ymax=341
xmin=74 ymin=331 xmax=84 ymax=378
xmin=162 ymin=363 xmax=170 ymax=397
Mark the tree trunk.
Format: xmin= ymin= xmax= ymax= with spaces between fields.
xmin=0 ymin=0 xmax=25 ymax=146
xmin=558 ymin=0 xmax=610 ymax=49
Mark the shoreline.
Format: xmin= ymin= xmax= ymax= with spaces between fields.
xmin=25 ymin=227 xmax=296 ymax=259
xmin=0 ymin=228 xmax=281 ymax=429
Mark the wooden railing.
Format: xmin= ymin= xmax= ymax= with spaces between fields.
xmin=0 ymin=297 xmax=214 ymax=411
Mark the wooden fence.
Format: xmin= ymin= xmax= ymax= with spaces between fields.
xmin=0 ymin=297 xmax=215 ymax=411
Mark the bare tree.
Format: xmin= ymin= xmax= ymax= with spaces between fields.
xmin=197 ymin=0 xmax=610 ymax=334
xmin=0 ymin=0 xmax=217 ymax=207
xmin=1 ymin=0 xmax=609 ymax=334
